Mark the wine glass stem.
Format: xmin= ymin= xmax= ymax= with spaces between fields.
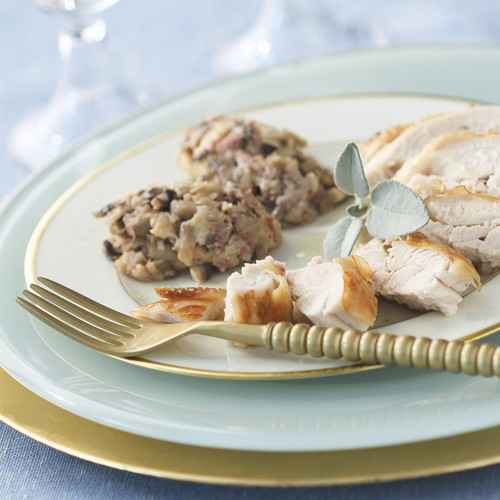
xmin=57 ymin=15 xmax=108 ymax=93
xmin=7 ymin=1 xmax=138 ymax=170
xmin=45 ymin=11 xmax=130 ymax=145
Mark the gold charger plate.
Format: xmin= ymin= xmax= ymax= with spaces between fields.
xmin=2 ymin=365 xmax=500 ymax=485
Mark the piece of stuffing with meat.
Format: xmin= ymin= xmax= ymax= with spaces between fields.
xmin=94 ymin=180 xmax=282 ymax=283
xmin=177 ymin=114 xmax=346 ymax=227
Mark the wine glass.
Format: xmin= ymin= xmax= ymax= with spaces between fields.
xmin=8 ymin=0 xmax=143 ymax=170
xmin=213 ymin=0 xmax=381 ymax=75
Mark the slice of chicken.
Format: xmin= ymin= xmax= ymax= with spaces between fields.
xmin=354 ymin=232 xmax=481 ymax=316
xmin=394 ymin=132 xmax=500 ymax=196
xmin=363 ymin=105 xmax=500 ymax=186
xmin=286 ymin=255 xmax=377 ymax=331
xmin=409 ymin=180 xmax=500 ymax=274
xmin=224 ymin=256 xmax=294 ymax=324
xmin=358 ymin=122 xmax=410 ymax=163
xmin=131 ymin=287 xmax=226 ymax=323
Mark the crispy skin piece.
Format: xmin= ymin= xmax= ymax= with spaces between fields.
xmin=131 ymin=287 xmax=226 ymax=323
xmin=336 ymin=255 xmax=378 ymax=329
xmin=224 ymin=256 xmax=293 ymax=324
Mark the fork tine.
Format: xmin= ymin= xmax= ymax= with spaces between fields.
xmin=16 ymin=296 xmax=124 ymax=351
xmin=22 ymin=290 xmax=132 ymax=343
xmin=30 ymin=284 xmax=136 ymax=336
xmin=37 ymin=277 xmax=141 ymax=328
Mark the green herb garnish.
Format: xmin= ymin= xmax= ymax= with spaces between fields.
xmin=324 ymin=143 xmax=429 ymax=260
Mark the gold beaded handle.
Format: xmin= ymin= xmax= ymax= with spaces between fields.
xmin=258 ymin=322 xmax=500 ymax=377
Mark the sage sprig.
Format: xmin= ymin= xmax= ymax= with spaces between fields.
xmin=324 ymin=143 xmax=429 ymax=260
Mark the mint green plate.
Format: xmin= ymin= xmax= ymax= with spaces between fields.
xmin=1 ymin=48 xmax=500 ymax=465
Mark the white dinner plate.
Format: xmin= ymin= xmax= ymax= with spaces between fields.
xmin=2 ymin=90 xmax=500 ymax=454
xmin=25 ymin=94 xmax=500 ymax=379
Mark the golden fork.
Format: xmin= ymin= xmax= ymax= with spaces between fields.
xmin=16 ymin=277 xmax=500 ymax=377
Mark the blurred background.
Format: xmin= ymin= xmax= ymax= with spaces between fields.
xmin=2 ymin=0 xmax=500 ymax=197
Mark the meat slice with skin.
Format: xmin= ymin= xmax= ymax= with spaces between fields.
xmin=286 ymin=255 xmax=377 ymax=331
xmin=358 ymin=122 xmax=410 ymax=163
xmin=354 ymin=233 xmax=481 ymax=316
xmin=362 ymin=105 xmax=500 ymax=186
xmin=394 ymin=132 xmax=500 ymax=196
xmin=409 ymin=180 xmax=500 ymax=274
xmin=224 ymin=256 xmax=293 ymax=324
xmin=131 ymin=287 xmax=226 ymax=323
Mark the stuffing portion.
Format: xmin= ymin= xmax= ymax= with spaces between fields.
xmin=95 ymin=180 xmax=282 ymax=283
xmin=177 ymin=114 xmax=346 ymax=227
xmin=354 ymin=233 xmax=481 ymax=316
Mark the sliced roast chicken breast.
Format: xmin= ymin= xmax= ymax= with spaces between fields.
xmin=224 ymin=256 xmax=294 ymax=324
xmin=286 ymin=255 xmax=377 ymax=331
xmin=409 ymin=180 xmax=500 ymax=274
xmin=363 ymin=105 xmax=500 ymax=186
xmin=131 ymin=287 xmax=226 ymax=323
xmin=358 ymin=122 xmax=410 ymax=163
xmin=354 ymin=232 xmax=481 ymax=316
xmin=394 ymin=132 xmax=500 ymax=196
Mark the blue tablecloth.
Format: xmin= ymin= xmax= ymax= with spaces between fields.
xmin=2 ymin=422 xmax=500 ymax=499
xmin=2 ymin=1 xmax=500 ymax=498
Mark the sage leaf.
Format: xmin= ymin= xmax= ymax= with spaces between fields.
xmin=324 ymin=216 xmax=364 ymax=260
xmin=346 ymin=199 xmax=368 ymax=218
xmin=366 ymin=180 xmax=429 ymax=238
xmin=334 ymin=143 xmax=369 ymax=198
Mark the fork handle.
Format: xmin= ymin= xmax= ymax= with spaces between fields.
xmin=259 ymin=322 xmax=500 ymax=377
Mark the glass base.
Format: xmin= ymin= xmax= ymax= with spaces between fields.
xmin=212 ymin=1 xmax=380 ymax=76
xmin=7 ymin=84 xmax=139 ymax=170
